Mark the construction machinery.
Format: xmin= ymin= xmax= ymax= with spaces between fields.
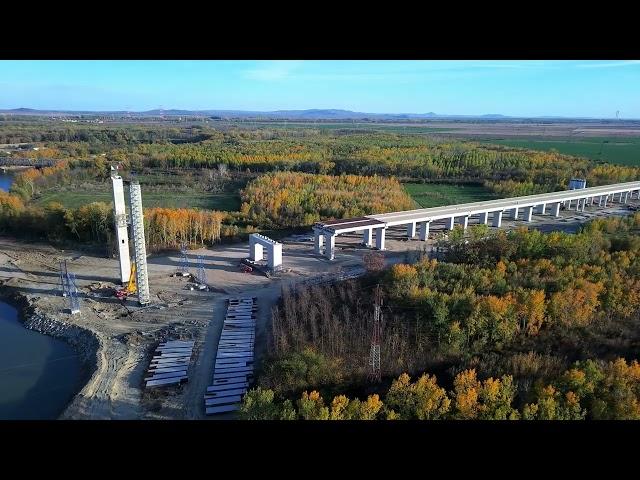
xmin=115 ymin=262 xmax=137 ymax=300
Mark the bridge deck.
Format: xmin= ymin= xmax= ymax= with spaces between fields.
xmin=315 ymin=181 xmax=640 ymax=233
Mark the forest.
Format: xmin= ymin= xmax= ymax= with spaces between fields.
xmin=240 ymin=172 xmax=414 ymax=228
xmin=240 ymin=357 xmax=640 ymax=420
xmin=246 ymin=214 xmax=640 ymax=419
xmin=3 ymin=120 xmax=640 ymax=251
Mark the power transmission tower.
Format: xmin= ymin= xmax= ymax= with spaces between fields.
xmin=179 ymin=243 xmax=189 ymax=276
xmin=59 ymin=261 xmax=80 ymax=313
xmin=67 ymin=272 xmax=81 ymax=314
xmin=196 ymin=255 xmax=208 ymax=288
xmin=59 ymin=260 xmax=69 ymax=297
xmin=368 ymin=284 xmax=383 ymax=382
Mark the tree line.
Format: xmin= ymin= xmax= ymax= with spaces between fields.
xmin=240 ymin=357 xmax=640 ymax=420
xmin=0 ymin=195 xmax=225 ymax=252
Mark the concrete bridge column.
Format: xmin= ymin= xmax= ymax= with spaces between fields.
xmin=604 ymin=195 xmax=609 ymax=207
xmin=581 ymin=199 xmax=586 ymax=211
xmin=314 ymin=229 xmax=324 ymax=255
xmin=445 ymin=217 xmax=455 ymax=230
xmin=462 ymin=216 xmax=469 ymax=230
xmin=552 ymin=202 xmax=561 ymax=217
xmin=492 ymin=211 xmax=503 ymax=228
xmin=524 ymin=206 xmax=533 ymax=222
xmin=407 ymin=222 xmax=416 ymax=239
xmin=375 ymin=227 xmax=386 ymax=251
xmin=511 ymin=207 xmax=519 ymax=220
xmin=362 ymin=228 xmax=373 ymax=247
xmin=589 ymin=197 xmax=594 ymax=206
xmin=624 ymin=192 xmax=629 ymax=203
xmin=250 ymin=235 xmax=264 ymax=261
xmin=419 ymin=221 xmax=430 ymax=241
xmin=324 ymin=233 xmax=335 ymax=260
xmin=478 ymin=212 xmax=488 ymax=224
xmin=598 ymin=196 xmax=603 ymax=207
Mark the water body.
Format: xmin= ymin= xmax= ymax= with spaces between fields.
xmin=0 ymin=301 xmax=82 ymax=420
xmin=0 ymin=172 xmax=12 ymax=192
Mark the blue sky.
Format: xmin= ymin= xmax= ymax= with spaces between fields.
xmin=0 ymin=60 xmax=638 ymax=118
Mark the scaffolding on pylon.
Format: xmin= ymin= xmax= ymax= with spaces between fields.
xmin=368 ymin=284 xmax=383 ymax=383
xmin=129 ymin=182 xmax=150 ymax=305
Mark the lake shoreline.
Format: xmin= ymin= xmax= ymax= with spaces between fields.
xmin=0 ymin=287 xmax=100 ymax=419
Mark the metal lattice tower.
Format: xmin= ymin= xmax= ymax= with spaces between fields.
xmin=179 ymin=243 xmax=189 ymax=275
xmin=59 ymin=261 xmax=80 ymax=314
xmin=67 ymin=272 xmax=80 ymax=314
xmin=196 ymin=255 xmax=207 ymax=286
xmin=368 ymin=284 xmax=383 ymax=383
xmin=129 ymin=182 xmax=151 ymax=305
xmin=59 ymin=260 xmax=69 ymax=297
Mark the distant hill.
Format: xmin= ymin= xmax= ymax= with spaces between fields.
xmin=0 ymin=108 xmax=632 ymax=121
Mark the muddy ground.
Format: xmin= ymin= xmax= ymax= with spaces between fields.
xmin=0 ymin=200 xmax=636 ymax=420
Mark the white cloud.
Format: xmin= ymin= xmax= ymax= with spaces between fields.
xmin=243 ymin=60 xmax=304 ymax=81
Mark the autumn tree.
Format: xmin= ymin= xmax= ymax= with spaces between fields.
xmin=385 ymin=373 xmax=451 ymax=420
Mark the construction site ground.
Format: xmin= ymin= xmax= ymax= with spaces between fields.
xmin=0 ymin=200 xmax=636 ymax=420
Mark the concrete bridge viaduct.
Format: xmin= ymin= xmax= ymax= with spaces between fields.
xmin=312 ymin=181 xmax=640 ymax=260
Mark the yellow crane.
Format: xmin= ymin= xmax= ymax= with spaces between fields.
xmin=115 ymin=262 xmax=137 ymax=299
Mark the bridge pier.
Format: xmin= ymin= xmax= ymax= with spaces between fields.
xmin=552 ymin=202 xmax=561 ymax=217
xmin=419 ymin=221 xmax=430 ymax=241
xmin=445 ymin=217 xmax=454 ymax=230
xmin=511 ymin=207 xmax=519 ymax=220
xmin=375 ymin=227 xmax=386 ymax=250
xmin=314 ymin=228 xmax=324 ymax=255
xmin=407 ymin=222 xmax=416 ymax=239
xmin=461 ymin=216 xmax=469 ymax=230
xmin=478 ymin=212 xmax=488 ymax=224
xmin=524 ymin=206 xmax=533 ymax=222
xmin=324 ymin=233 xmax=335 ymax=260
xmin=492 ymin=210 xmax=503 ymax=227
xmin=362 ymin=228 xmax=373 ymax=247
xmin=535 ymin=204 xmax=546 ymax=214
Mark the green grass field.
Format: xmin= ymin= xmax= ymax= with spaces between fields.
xmin=483 ymin=137 xmax=640 ymax=166
xmin=403 ymin=183 xmax=497 ymax=208
xmin=33 ymin=189 xmax=240 ymax=211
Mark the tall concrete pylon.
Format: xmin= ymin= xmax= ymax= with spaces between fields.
xmin=110 ymin=169 xmax=131 ymax=285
